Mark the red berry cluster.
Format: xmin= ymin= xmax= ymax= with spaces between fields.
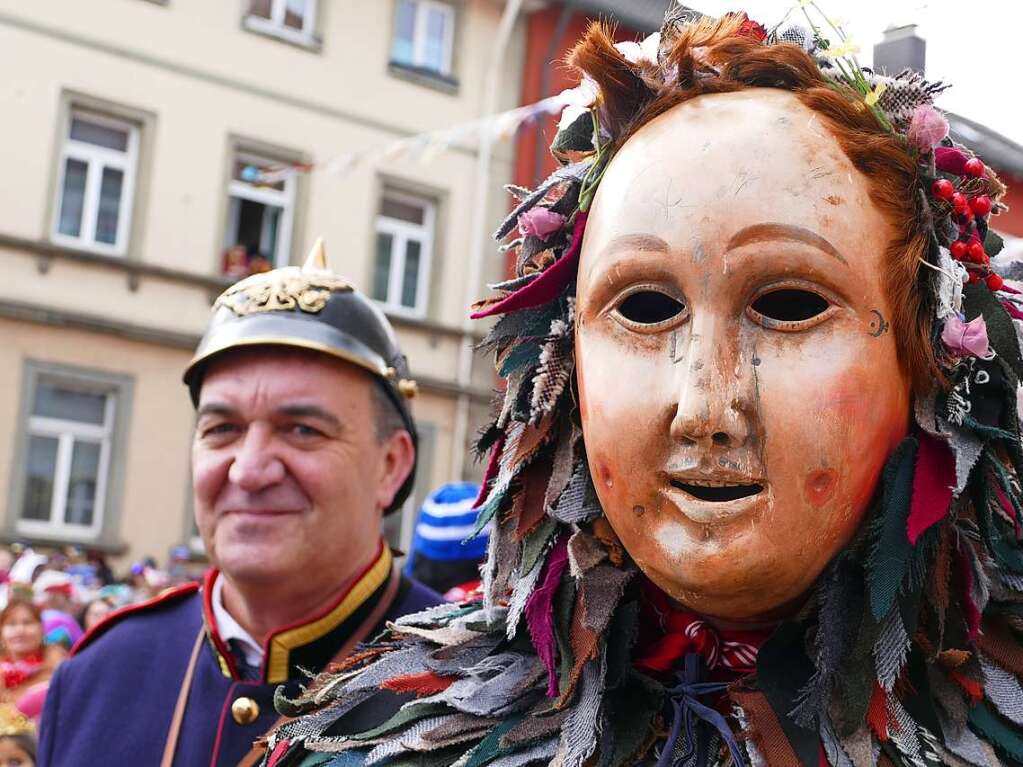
xmin=931 ymin=158 xmax=1003 ymax=291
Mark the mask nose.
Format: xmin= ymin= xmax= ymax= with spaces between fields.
xmin=227 ymin=425 xmax=286 ymax=491
xmin=669 ymin=317 xmax=754 ymax=451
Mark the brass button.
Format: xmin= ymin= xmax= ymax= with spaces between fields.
xmin=231 ymin=696 xmax=260 ymax=725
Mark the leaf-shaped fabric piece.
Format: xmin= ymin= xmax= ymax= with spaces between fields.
xmin=868 ymin=437 xmax=920 ymax=621
xmin=906 ymin=432 xmax=956 ymax=544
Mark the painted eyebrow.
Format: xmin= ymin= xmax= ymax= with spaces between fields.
xmin=598 ymin=233 xmax=671 ymax=259
xmin=726 ymin=223 xmax=847 ymax=265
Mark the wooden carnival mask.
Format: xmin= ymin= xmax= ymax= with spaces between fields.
xmin=575 ymin=89 xmax=913 ymax=621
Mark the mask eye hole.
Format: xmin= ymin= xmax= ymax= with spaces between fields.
xmin=748 ymin=288 xmax=833 ymax=330
xmin=751 ymin=289 xmax=828 ymax=321
xmin=613 ymin=289 xmax=688 ymax=331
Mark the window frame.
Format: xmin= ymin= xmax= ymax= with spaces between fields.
xmin=224 ymin=150 xmax=297 ymax=270
xmin=51 ymin=110 xmax=140 ymax=257
xmin=9 ymin=363 xmax=133 ymax=546
xmin=373 ymin=189 xmax=436 ymax=319
xmin=391 ymin=0 xmax=456 ymax=78
xmin=243 ymin=0 xmax=319 ymax=47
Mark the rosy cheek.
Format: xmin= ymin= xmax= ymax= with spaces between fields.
xmin=804 ymin=468 xmax=838 ymax=508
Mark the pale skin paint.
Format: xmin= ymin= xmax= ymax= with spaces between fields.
xmin=191 ymin=348 xmax=415 ymax=642
xmin=575 ymin=90 xmax=912 ymax=622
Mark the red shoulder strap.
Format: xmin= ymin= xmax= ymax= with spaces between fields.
xmin=71 ymin=582 xmax=200 ymax=656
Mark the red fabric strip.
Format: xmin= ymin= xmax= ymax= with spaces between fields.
xmin=906 ymin=432 xmax=955 ymax=544
xmin=381 ymin=671 xmax=456 ymax=697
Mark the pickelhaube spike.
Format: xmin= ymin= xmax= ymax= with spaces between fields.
xmin=183 ymin=237 xmax=419 ymax=514
xmin=303 ymin=237 xmax=328 ymax=272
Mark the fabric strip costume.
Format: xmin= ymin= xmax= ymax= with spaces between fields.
xmin=262 ymin=7 xmax=1023 ymax=767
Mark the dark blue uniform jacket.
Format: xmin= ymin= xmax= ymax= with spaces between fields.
xmin=38 ymin=545 xmax=441 ymax=767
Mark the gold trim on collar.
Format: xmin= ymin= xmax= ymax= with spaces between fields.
xmin=265 ymin=545 xmax=393 ymax=684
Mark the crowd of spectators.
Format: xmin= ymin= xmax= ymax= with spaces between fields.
xmin=0 ymin=543 xmax=204 ymax=759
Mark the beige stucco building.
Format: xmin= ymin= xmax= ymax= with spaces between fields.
xmin=0 ymin=0 xmax=523 ymax=565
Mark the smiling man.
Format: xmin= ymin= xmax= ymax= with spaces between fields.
xmin=37 ymin=241 xmax=442 ymax=766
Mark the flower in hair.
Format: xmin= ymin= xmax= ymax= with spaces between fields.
xmin=557 ymin=77 xmax=598 ymax=130
xmin=614 ymin=32 xmax=661 ymax=66
xmin=518 ymin=207 xmax=567 ymax=242
xmin=941 ymin=314 xmax=989 ymax=357
xmin=907 ymin=104 xmax=949 ymax=151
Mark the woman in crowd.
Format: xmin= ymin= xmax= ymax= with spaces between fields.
xmin=78 ymin=597 xmax=115 ymax=634
xmin=0 ymin=601 xmax=63 ymax=720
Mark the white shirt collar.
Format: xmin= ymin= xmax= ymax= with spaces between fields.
xmin=210 ymin=573 xmax=264 ymax=669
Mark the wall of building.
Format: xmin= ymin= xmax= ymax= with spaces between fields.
xmin=0 ymin=0 xmax=524 ymax=565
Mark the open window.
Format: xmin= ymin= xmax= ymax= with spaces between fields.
xmin=222 ymin=152 xmax=296 ymax=276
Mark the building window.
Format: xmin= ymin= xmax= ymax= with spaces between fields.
xmin=223 ymin=152 xmax=295 ymax=275
xmin=373 ymin=190 xmax=435 ymax=317
xmin=244 ymin=0 xmax=318 ymax=45
xmin=52 ymin=111 xmax=139 ymax=255
xmin=18 ymin=377 xmax=117 ymax=540
xmin=390 ymin=0 xmax=455 ymax=79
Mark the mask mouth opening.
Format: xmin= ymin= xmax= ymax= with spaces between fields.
xmin=670 ymin=480 xmax=764 ymax=502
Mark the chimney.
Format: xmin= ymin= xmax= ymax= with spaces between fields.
xmin=872 ymin=24 xmax=926 ymax=75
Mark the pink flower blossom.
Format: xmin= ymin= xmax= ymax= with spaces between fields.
xmin=907 ymin=104 xmax=949 ymax=151
xmin=518 ymin=208 xmax=567 ymax=242
xmin=941 ymin=314 xmax=989 ymax=358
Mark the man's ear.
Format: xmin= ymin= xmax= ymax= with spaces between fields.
xmin=376 ymin=429 xmax=416 ymax=511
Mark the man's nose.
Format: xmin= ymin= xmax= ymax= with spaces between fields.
xmin=669 ymin=316 xmax=754 ymax=450
xmin=227 ymin=426 xmax=286 ymax=491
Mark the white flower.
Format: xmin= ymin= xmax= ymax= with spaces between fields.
xmin=556 ymin=77 xmax=598 ymax=130
xmin=614 ymin=32 xmax=660 ymax=66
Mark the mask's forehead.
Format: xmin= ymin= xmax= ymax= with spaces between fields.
xmin=578 ymin=89 xmax=892 ymax=301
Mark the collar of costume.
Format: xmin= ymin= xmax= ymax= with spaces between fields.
xmin=634 ymin=578 xmax=772 ymax=677
xmin=260 ymin=9 xmax=1023 ymax=767
xmin=202 ymin=540 xmax=392 ymax=684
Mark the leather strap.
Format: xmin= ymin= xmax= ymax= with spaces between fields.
xmin=160 ymin=625 xmax=206 ymax=767
xmin=235 ymin=567 xmax=404 ymax=767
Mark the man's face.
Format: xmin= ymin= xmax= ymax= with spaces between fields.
xmin=575 ymin=90 xmax=911 ymax=621
xmin=192 ymin=348 xmax=412 ymax=587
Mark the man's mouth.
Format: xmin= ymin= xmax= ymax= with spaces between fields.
xmin=668 ymin=478 xmax=764 ymax=502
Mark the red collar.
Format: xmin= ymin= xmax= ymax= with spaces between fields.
xmin=633 ymin=578 xmax=774 ymax=677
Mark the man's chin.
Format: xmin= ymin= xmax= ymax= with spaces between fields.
xmin=212 ymin=537 xmax=299 ymax=582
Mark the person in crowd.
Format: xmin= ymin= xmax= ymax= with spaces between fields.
xmin=0 ymin=601 xmax=63 ymax=719
xmin=0 ymin=707 xmax=36 ymax=767
xmin=403 ymin=482 xmax=487 ymax=601
xmin=30 ymin=574 xmax=81 ymax=651
xmin=38 ymin=240 xmax=442 ymax=766
xmin=261 ymin=8 xmax=1023 ymax=766
xmin=83 ymin=551 xmax=113 ymax=588
xmin=0 ymin=734 xmax=34 ymax=767
xmin=77 ymin=598 xmax=114 ymax=634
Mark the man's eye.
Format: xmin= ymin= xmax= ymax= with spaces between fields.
xmin=613 ymin=289 xmax=687 ymax=330
xmin=202 ymin=423 xmax=237 ymax=437
xmin=289 ymin=424 xmax=323 ymax=438
xmin=748 ymin=288 xmax=832 ymax=329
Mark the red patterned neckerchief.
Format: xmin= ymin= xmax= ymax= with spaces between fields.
xmin=634 ymin=578 xmax=773 ymax=677
xmin=0 ymin=651 xmax=44 ymax=689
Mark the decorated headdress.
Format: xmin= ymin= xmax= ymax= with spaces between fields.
xmin=264 ymin=8 xmax=1023 ymax=767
